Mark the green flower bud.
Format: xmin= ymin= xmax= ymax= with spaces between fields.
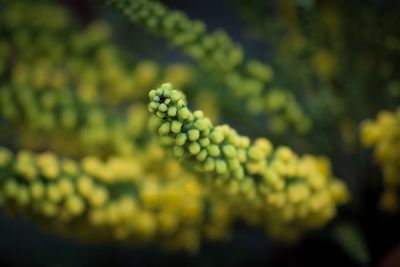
xmin=175 ymin=133 xmax=187 ymax=146
xmin=248 ymin=146 xmax=263 ymax=161
xmin=227 ymin=158 xmax=241 ymax=170
xmin=188 ymin=142 xmax=201 ymax=155
xmin=178 ymin=107 xmax=190 ymax=120
xmin=149 ymin=101 xmax=159 ymax=111
xmin=171 ymin=90 xmax=180 ymax=102
xmin=199 ymin=137 xmax=210 ymax=147
xmin=158 ymin=103 xmax=168 ymax=112
xmin=160 ymin=83 xmax=172 ymax=91
xmin=167 ymin=106 xmax=178 ymax=117
xmin=193 ymin=110 xmax=204 ymax=119
xmin=188 ymin=129 xmax=200 ymax=141
xmin=207 ymin=145 xmax=220 ymax=157
xmin=194 ymin=119 xmax=208 ymax=131
xmin=203 ymin=158 xmax=215 ymax=171
xmin=171 ymin=120 xmax=182 ymax=133
xmin=210 ymin=131 xmax=224 ymax=144
xmin=216 ymin=160 xmax=227 ymax=174
xmin=196 ymin=149 xmax=208 ymax=161
xmin=222 ymin=145 xmax=237 ymax=158
xmin=158 ymin=122 xmax=171 ymax=135
xmin=232 ymin=168 xmax=244 ymax=180
xmin=149 ymin=89 xmax=157 ymax=98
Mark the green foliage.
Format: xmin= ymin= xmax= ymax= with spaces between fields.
xmin=332 ymin=223 xmax=370 ymax=266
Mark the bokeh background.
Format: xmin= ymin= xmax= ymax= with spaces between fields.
xmin=1 ymin=0 xmax=400 ymax=266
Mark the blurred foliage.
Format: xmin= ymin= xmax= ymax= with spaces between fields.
xmin=0 ymin=0 xmax=399 ymax=266
xmin=361 ymin=108 xmax=400 ymax=212
xmin=109 ymin=0 xmax=313 ymax=135
xmin=332 ymin=222 xmax=370 ymax=266
xmin=0 ymin=1 xmax=230 ymax=252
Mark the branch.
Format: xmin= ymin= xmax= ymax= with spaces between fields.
xmin=148 ymin=83 xmax=349 ymax=240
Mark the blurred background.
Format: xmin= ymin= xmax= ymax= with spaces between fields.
xmin=0 ymin=0 xmax=399 ymax=266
